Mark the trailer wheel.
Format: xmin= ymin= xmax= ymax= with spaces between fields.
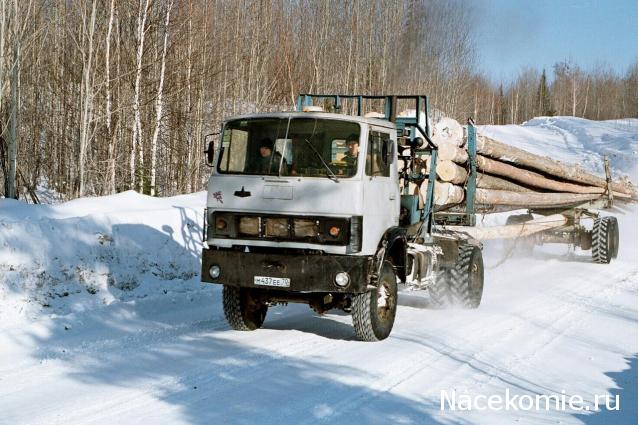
xmin=430 ymin=245 xmax=484 ymax=309
xmin=592 ymin=216 xmax=619 ymax=264
xmin=222 ymin=285 xmax=268 ymax=331
xmin=610 ymin=217 xmax=620 ymax=259
xmin=352 ymin=260 xmax=397 ymax=341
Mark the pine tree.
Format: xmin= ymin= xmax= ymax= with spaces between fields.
xmin=536 ymin=69 xmax=555 ymax=116
xmin=498 ymin=84 xmax=507 ymax=124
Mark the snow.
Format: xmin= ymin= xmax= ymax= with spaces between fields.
xmin=1 ymin=117 xmax=638 ymax=424
xmin=478 ymin=116 xmax=638 ymax=180
xmin=0 ymin=190 xmax=206 ymax=326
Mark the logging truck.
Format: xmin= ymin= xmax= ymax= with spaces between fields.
xmin=200 ymin=94 xmax=623 ymax=341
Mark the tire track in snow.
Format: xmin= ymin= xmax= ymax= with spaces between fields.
xmin=410 ymin=266 xmax=638 ymax=403
xmin=302 ymin=267 xmax=638 ymax=423
xmin=25 ymin=310 xmax=351 ymax=425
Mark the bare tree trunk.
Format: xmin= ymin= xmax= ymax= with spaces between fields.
xmin=433 ymin=181 xmax=464 ymax=205
xmin=477 ymin=173 xmax=532 ymax=192
xmin=0 ymin=0 xmax=6 ymax=121
xmin=7 ymin=0 xmax=20 ymax=199
xmin=477 ymin=154 xmax=630 ymax=197
xmin=477 ymin=134 xmax=632 ymax=194
xmin=193 ymin=1 xmax=210 ymax=192
xmin=445 ymin=214 xmax=568 ymax=240
xmin=149 ymin=0 xmax=173 ymax=197
xmin=78 ymin=0 xmax=97 ymax=197
xmin=185 ymin=1 xmax=193 ymax=193
xmin=582 ymin=77 xmax=590 ymax=117
xmin=476 ymin=189 xmax=599 ymax=208
xmin=131 ymin=0 xmax=150 ymax=191
xmin=571 ymin=76 xmax=577 ymax=116
xmin=105 ymin=0 xmax=115 ymax=194
xmin=0 ymin=0 xmax=7 ymax=197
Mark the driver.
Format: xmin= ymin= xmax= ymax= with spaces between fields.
xmin=255 ymin=138 xmax=283 ymax=174
xmin=343 ymin=133 xmax=360 ymax=172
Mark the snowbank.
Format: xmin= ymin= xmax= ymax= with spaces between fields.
xmin=0 ymin=191 xmax=206 ymax=324
xmin=479 ymin=116 xmax=638 ymax=181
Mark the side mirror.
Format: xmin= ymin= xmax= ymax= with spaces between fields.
xmin=204 ymin=132 xmax=219 ymax=166
xmin=205 ymin=141 xmax=215 ymax=165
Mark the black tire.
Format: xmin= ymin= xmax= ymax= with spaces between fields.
xmin=222 ymin=285 xmax=268 ymax=331
xmin=428 ymin=270 xmax=453 ymax=308
xmin=352 ymin=260 xmax=397 ymax=341
xmin=592 ymin=216 xmax=619 ymax=264
xmin=610 ymin=217 xmax=620 ymax=259
xmin=429 ymin=245 xmax=484 ymax=309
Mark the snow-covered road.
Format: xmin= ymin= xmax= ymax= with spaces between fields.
xmin=1 ymin=117 xmax=637 ymax=424
xmin=2 ymin=207 xmax=637 ymax=425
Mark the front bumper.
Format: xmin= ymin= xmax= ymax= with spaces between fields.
xmin=201 ymin=249 xmax=371 ymax=293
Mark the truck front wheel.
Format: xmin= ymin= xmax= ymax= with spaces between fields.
xmin=352 ymin=260 xmax=397 ymax=341
xmin=222 ymin=285 xmax=268 ymax=331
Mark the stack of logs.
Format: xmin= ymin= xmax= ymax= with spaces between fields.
xmin=422 ymin=118 xmax=637 ymax=210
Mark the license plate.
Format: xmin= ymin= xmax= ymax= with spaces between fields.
xmin=254 ymin=276 xmax=290 ymax=288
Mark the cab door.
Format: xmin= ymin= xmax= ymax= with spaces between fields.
xmin=362 ymin=127 xmax=400 ymax=254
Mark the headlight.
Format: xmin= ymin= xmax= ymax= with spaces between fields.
xmin=209 ymin=264 xmax=221 ymax=279
xmin=216 ymin=218 xmax=227 ymax=230
xmin=239 ymin=217 xmax=260 ymax=235
xmin=335 ymin=272 xmax=350 ymax=287
xmin=294 ymin=219 xmax=319 ymax=237
xmin=265 ymin=218 xmax=289 ymax=237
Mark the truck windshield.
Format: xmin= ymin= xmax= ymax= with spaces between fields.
xmin=217 ymin=117 xmax=361 ymax=178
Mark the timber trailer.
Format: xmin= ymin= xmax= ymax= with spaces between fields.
xmin=200 ymin=94 xmax=620 ymax=341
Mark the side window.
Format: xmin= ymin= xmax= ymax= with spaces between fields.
xmin=366 ymin=131 xmax=391 ymax=177
xmin=220 ymin=129 xmax=248 ymax=172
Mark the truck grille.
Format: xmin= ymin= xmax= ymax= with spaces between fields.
xmin=210 ymin=212 xmax=351 ymax=246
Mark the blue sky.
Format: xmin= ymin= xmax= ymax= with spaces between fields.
xmin=474 ymin=0 xmax=638 ymax=82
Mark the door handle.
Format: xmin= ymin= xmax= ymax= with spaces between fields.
xmin=389 ymin=193 xmax=396 ymax=200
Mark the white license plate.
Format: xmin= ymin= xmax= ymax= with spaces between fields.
xmin=254 ymin=276 xmax=290 ymax=288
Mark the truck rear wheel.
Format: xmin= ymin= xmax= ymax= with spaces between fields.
xmin=352 ymin=260 xmax=397 ymax=341
xmin=592 ymin=216 xmax=619 ymax=264
xmin=222 ymin=285 xmax=268 ymax=331
xmin=430 ymin=245 xmax=484 ymax=309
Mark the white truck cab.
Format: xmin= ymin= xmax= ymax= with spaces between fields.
xmin=205 ymin=111 xmax=399 ymax=257
xmin=201 ymin=95 xmax=484 ymax=341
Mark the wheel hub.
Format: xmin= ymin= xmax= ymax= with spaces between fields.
xmin=376 ymin=280 xmax=395 ymax=320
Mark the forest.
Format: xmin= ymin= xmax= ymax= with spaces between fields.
xmin=1 ymin=0 xmax=637 ymax=200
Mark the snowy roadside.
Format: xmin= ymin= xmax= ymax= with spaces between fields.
xmin=0 ymin=191 xmax=207 ymax=327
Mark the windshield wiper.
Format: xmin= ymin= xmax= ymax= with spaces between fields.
xmin=302 ymin=138 xmax=339 ymax=182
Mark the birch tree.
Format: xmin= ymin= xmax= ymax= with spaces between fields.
xmin=2 ymin=0 xmax=635 ymax=202
xmin=5 ymin=0 xmax=34 ymax=199
xmin=131 ymin=0 xmax=150 ymax=191
xmin=105 ymin=0 xmax=115 ymax=193
xmin=77 ymin=0 xmax=97 ymax=196
xmin=149 ymin=0 xmax=173 ymax=196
